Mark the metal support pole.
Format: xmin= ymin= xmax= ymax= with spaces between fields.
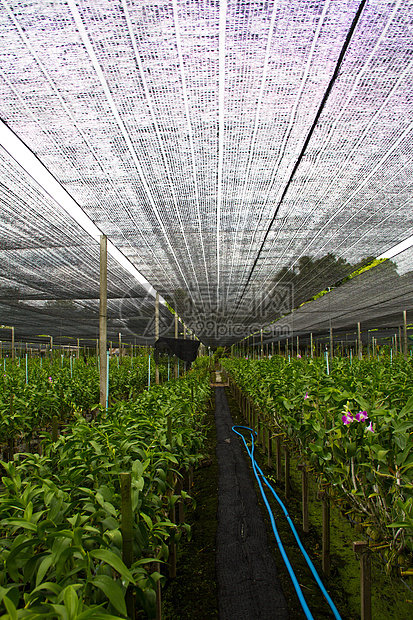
xmin=11 ymin=326 xmax=15 ymax=363
xmin=99 ymin=235 xmax=107 ymax=409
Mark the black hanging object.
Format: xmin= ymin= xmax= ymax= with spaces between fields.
xmin=154 ymin=337 xmax=200 ymax=364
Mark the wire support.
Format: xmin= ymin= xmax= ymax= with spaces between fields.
xmin=232 ymin=424 xmax=342 ymax=620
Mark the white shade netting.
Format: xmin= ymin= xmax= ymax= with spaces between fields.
xmin=0 ymin=0 xmax=412 ymax=346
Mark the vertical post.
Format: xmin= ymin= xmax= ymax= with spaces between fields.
xmin=174 ymin=313 xmax=178 ymax=379
xmin=120 ymin=473 xmax=135 ymax=620
xmin=353 ymin=541 xmax=372 ymax=620
xmin=357 ymin=322 xmax=362 ymax=360
xmin=318 ymin=490 xmax=330 ymax=576
xmin=276 ymin=435 xmax=282 ymax=481
xmin=99 ymin=235 xmax=107 ymax=409
xmin=310 ymin=332 xmax=313 ymax=359
xmin=284 ymin=443 xmax=290 ymax=500
xmin=260 ymin=328 xmax=263 ymax=359
xmin=77 ymin=338 xmax=80 ymax=359
xmin=11 ymin=327 xmax=15 ymax=363
xmin=119 ymin=332 xmax=123 ymax=364
xmin=267 ymin=429 xmax=272 ymax=468
xmin=298 ymin=465 xmax=309 ymax=533
xmin=399 ymin=325 xmax=402 ymax=354
xmin=155 ymin=292 xmax=160 ymax=384
xmin=403 ymin=310 xmax=408 ymax=360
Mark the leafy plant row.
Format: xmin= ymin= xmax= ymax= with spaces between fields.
xmin=0 ymin=355 xmax=171 ymax=456
xmin=0 ymin=362 xmax=211 ymax=619
xmin=222 ymin=355 xmax=413 ymax=575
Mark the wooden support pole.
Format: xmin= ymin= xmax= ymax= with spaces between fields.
xmin=276 ymin=436 xmax=282 ymax=482
xmin=77 ymin=338 xmax=80 ymax=359
xmin=284 ymin=444 xmax=290 ymax=500
xmin=298 ymin=464 xmax=309 ymax=533
xmin=403 ymin=310 xmax=408 ymax=360
xmin=11 ymin=326 xmax=15 ymax=362
xmin=99 ymin=235 xmax=108 ymax=409
xmin=353 ymin=541 xmax=372 ymax=620
xmin=174 ymin=313 xmax=178 ymax=379
xmin=318 ymin=490 xmax=330 ymax=577
xmin=310 ymin=332 xmax=313 ymax=359
xmin=357 ymin=322 xmax=362 ymax=360
xmin=120 ymin=473 xmax=135 ymax=619
xmin=267 ymin=430 xmax=273 ymax=468
xmin=155 ymin=293 xmax=160 ymax=384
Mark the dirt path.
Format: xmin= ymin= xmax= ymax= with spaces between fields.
xmin=215 ymin=386 xmax=289 ymax=619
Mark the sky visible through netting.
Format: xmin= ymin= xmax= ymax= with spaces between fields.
xmin=0 ymin=0 xmax=412 ymax=348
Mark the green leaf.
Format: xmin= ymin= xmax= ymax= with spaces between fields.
xmin=393 ymin=420 xmax=413 ymax=434
xmin=63 ymin=585 xmax=79 ymax=620
xmin=399 ymin=395 xmax=413 ymax=418
xmin=36 ymin=555 xmax=54 ymax=587
xmin=26 ymin=582 xmax=62 ymax=605
xmin=377 ymin=449 xmax=389 ymax=462
xmin=90 ymin=550 xmax=135 ymax=583
xmin=91 ymin=575 xmax=127 ymax=616
xmin=3 ymin=595 xmax=17 ymax=620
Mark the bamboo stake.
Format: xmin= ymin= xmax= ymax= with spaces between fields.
xmin=357 ymin=322 xmax=362 ymax=360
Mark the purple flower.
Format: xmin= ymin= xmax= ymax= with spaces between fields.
xmin=297 ymin=354 xmax=302 ymax=358
xmin=342 ymin=413 xmax=354 ymax=425
xmin=366 ymin=422 xmax=374 ymax=433
xmin=304 ymin=392 xmax=308 ymax=400
xmin=355 ymin=411 xmax=368 ymax=422
xmin=48 ymin=376 xmax=52 ymax=382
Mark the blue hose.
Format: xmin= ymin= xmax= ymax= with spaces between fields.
xmin=232 ymin=425 xmax=342 ymax=620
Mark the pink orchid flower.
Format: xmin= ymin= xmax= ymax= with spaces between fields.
xmin=342 ymin=413 xmax=354 ymax=425
xmin=366 ymin=422 xmax=374 ymax=433
xmin=355 ymin=410 xmax=368 ymax=422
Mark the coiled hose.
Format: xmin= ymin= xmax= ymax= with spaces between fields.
xmin=232 ymin=425 xmax=342 ymax=620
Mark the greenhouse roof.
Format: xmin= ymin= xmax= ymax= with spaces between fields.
xmin=0 ymin=0 xmax=413 ymax=347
